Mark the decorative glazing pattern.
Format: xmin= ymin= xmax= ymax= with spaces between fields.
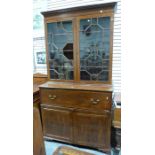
xmin=47 ymin=21 xmax=74 ymax=80
xmin=80 ymin=17 xmax=110 ymax=81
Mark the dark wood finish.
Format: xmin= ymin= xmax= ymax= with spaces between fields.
xmin=40 ymin=88 xmax=112 ymax=111
xmin=40 ymin=82 xmax=112 ymax=152
xmin=33 ymin=73 xmax=48 ymax=84
xmin=33 ymin=73 xmax=48 ymax=155
xmin=41 ymin=106 xmax=73 ymax=143
xmin=39 ymin=81 xmax=113 ymax=92
xmin=73 ymin=18 xmax=80 ymax=81
xmin=33 ymin=107 xmax=46 ymax=155
xmin=33 ymin=73 xmax=48 ymax=90
xmin=73 ymin=110 xmax=111 ymax=151
xmin=33 ymin=73 xmax=48 ymax=106
xmin=41 ymin=3 xmax=116 ymax=17
xmin=40 ymin=4 xmax=115 ymax=153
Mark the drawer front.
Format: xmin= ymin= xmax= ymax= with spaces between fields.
xmin=40 ymin=88 xmax=112 ymax=111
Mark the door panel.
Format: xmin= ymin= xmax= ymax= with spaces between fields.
xmin=73 ymin=110 xmax=111 ymax=149
xmin=41 ymin=107 xmax=73 ymax=142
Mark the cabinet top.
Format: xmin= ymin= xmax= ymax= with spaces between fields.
xmin=39 ymin=81 xmax=113 ymax=92
xmin=41 ymin=2 xmax=116 ymax=17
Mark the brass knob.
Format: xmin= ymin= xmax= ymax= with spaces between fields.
xmin=106 ymin=97 xmax=109 ymax=100
xmin=49 ymin=94 xmax=56 ymax=100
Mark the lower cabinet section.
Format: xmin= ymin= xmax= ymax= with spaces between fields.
xmin=41 ymin=106 xmax=111 ymax=152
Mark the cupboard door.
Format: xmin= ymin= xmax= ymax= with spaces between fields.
xmin=47 ymin=20 xmax=74 ymax=80
xmin=41 ymin=107 xmax=73 ymax=142
xmin=73 ymin=110 xmax=111 ymax=150
xmin=79 ymin=16 xmax=111 ymax=82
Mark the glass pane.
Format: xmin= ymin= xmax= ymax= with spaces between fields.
xmin=47 ymin=20 xmax=74 ymax=80
xmin=79 ymin=17 xmax=110 ymax=81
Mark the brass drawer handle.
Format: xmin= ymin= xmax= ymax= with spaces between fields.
xmin=48 ymin=94 xmax=56 ymax=100
xmin=90 ymin=98 xmax=100 ymax=105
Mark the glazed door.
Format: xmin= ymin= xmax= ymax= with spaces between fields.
xmin=73 ymin=110 xmax=111 ymax=150
xmin=46 ymin=16 xmax=113 ymax=83
xmin=41 ymin=106 xmax=73 ymax=142
xmin=79 ymin=16 xmax=112 ymax=83
xmin=47 ymin=20 xmax=75 ymax=80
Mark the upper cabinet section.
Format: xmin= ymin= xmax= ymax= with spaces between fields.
xmin=42 ymin=3 xmax=115 ymax=84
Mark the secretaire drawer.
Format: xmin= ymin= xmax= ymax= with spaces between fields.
xmin=40 ymin=88 xmax=112 ymax=110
